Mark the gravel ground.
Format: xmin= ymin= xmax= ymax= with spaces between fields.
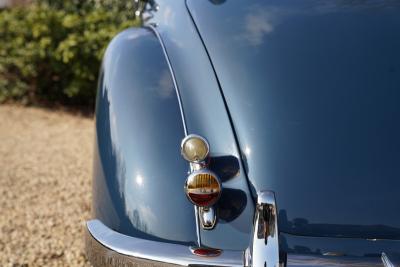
xmin=0 ymin=105 xmax=93 ymax=267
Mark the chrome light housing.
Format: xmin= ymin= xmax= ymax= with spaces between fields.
xmin=181 ymin=134 xmax=210 ymax=163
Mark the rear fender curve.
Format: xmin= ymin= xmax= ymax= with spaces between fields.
xmin=92 ymin=27 xmax=197 ymax=245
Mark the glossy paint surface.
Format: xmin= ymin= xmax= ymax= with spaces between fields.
xmin=187 ymin=0 xmax=400 ymax=239
xmin=282 ymin=232 xmax=400 ymax=266
xmin=282 ymin=232 xmax=400 ymax=257
xmin=93 ymin=27 xmax=197 ymax=245
xmin=286 ymin=255 xmax=383 ymax=267
xmin=146 ymin=0 xmax=255 ymax=250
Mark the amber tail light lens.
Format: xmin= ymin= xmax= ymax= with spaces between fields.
xmin=184 ymin=170 xmax=221 ymax=207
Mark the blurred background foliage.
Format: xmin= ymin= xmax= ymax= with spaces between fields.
xmin=0 ymin=0 xmax=141 ymax=108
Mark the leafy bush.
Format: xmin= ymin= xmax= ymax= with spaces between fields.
xmin=0 ymin=0 xmax=140 ymax=107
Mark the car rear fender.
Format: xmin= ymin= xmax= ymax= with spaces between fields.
xmin=92 ymin=27 xmax=197 ymax=245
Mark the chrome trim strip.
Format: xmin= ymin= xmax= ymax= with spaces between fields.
xmin=146 ymin=25 xmax=203 ymax=246
xmin=194 ymin=205 xmax=202 ymax=246
xmin=146 ymin=25 xmax=188 ymax=136
xmin=86 ymin=220 xmax=244 ymax=267
xmin=382 ymin=253 xmax=395 ymax=267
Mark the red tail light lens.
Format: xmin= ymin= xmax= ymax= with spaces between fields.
xmin=184 ymin=170 xmax=221 ymax=207
xmin=191 ymin=247 xmax=222 ymax=257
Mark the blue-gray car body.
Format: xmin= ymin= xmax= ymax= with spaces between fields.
xmin=91 ymin=0 xmax=400 ymax=265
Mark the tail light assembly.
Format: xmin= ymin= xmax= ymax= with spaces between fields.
xmin=181 ymin=134 xmax=221 ymax=230
xmin=185 ymin=170 xmax=221 ymax=207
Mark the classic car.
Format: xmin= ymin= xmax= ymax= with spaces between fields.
xmin=85 ymin=0 xmax=400 ymax=266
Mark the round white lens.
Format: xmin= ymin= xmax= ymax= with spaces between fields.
xmin=181 ymin=135 xmax=209 ymax=163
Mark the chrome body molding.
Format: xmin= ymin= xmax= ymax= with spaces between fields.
xmin=146 ymin=25 xmax=188 ymax=136
xmin=382 ymin=253 xmax=395 ymax=267
xmin=85 ymin=220 xmax=244 ymax=267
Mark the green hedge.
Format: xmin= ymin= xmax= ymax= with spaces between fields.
xmin=0 ymin=0 xmax=140 ymax=107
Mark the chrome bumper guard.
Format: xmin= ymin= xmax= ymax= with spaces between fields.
xmin=85 ymin=191 xmax=280 ymax=267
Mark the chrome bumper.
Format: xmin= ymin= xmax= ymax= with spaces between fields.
xmin=86 ymin=191 xmax=392 ymax=267
xmin=85 ymin=191 xmax=279 ymax=267
xmin=85 ymin=219 xmax=244 ymax=267
xmin=85 ymin=220 xmax=393 ymax=267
